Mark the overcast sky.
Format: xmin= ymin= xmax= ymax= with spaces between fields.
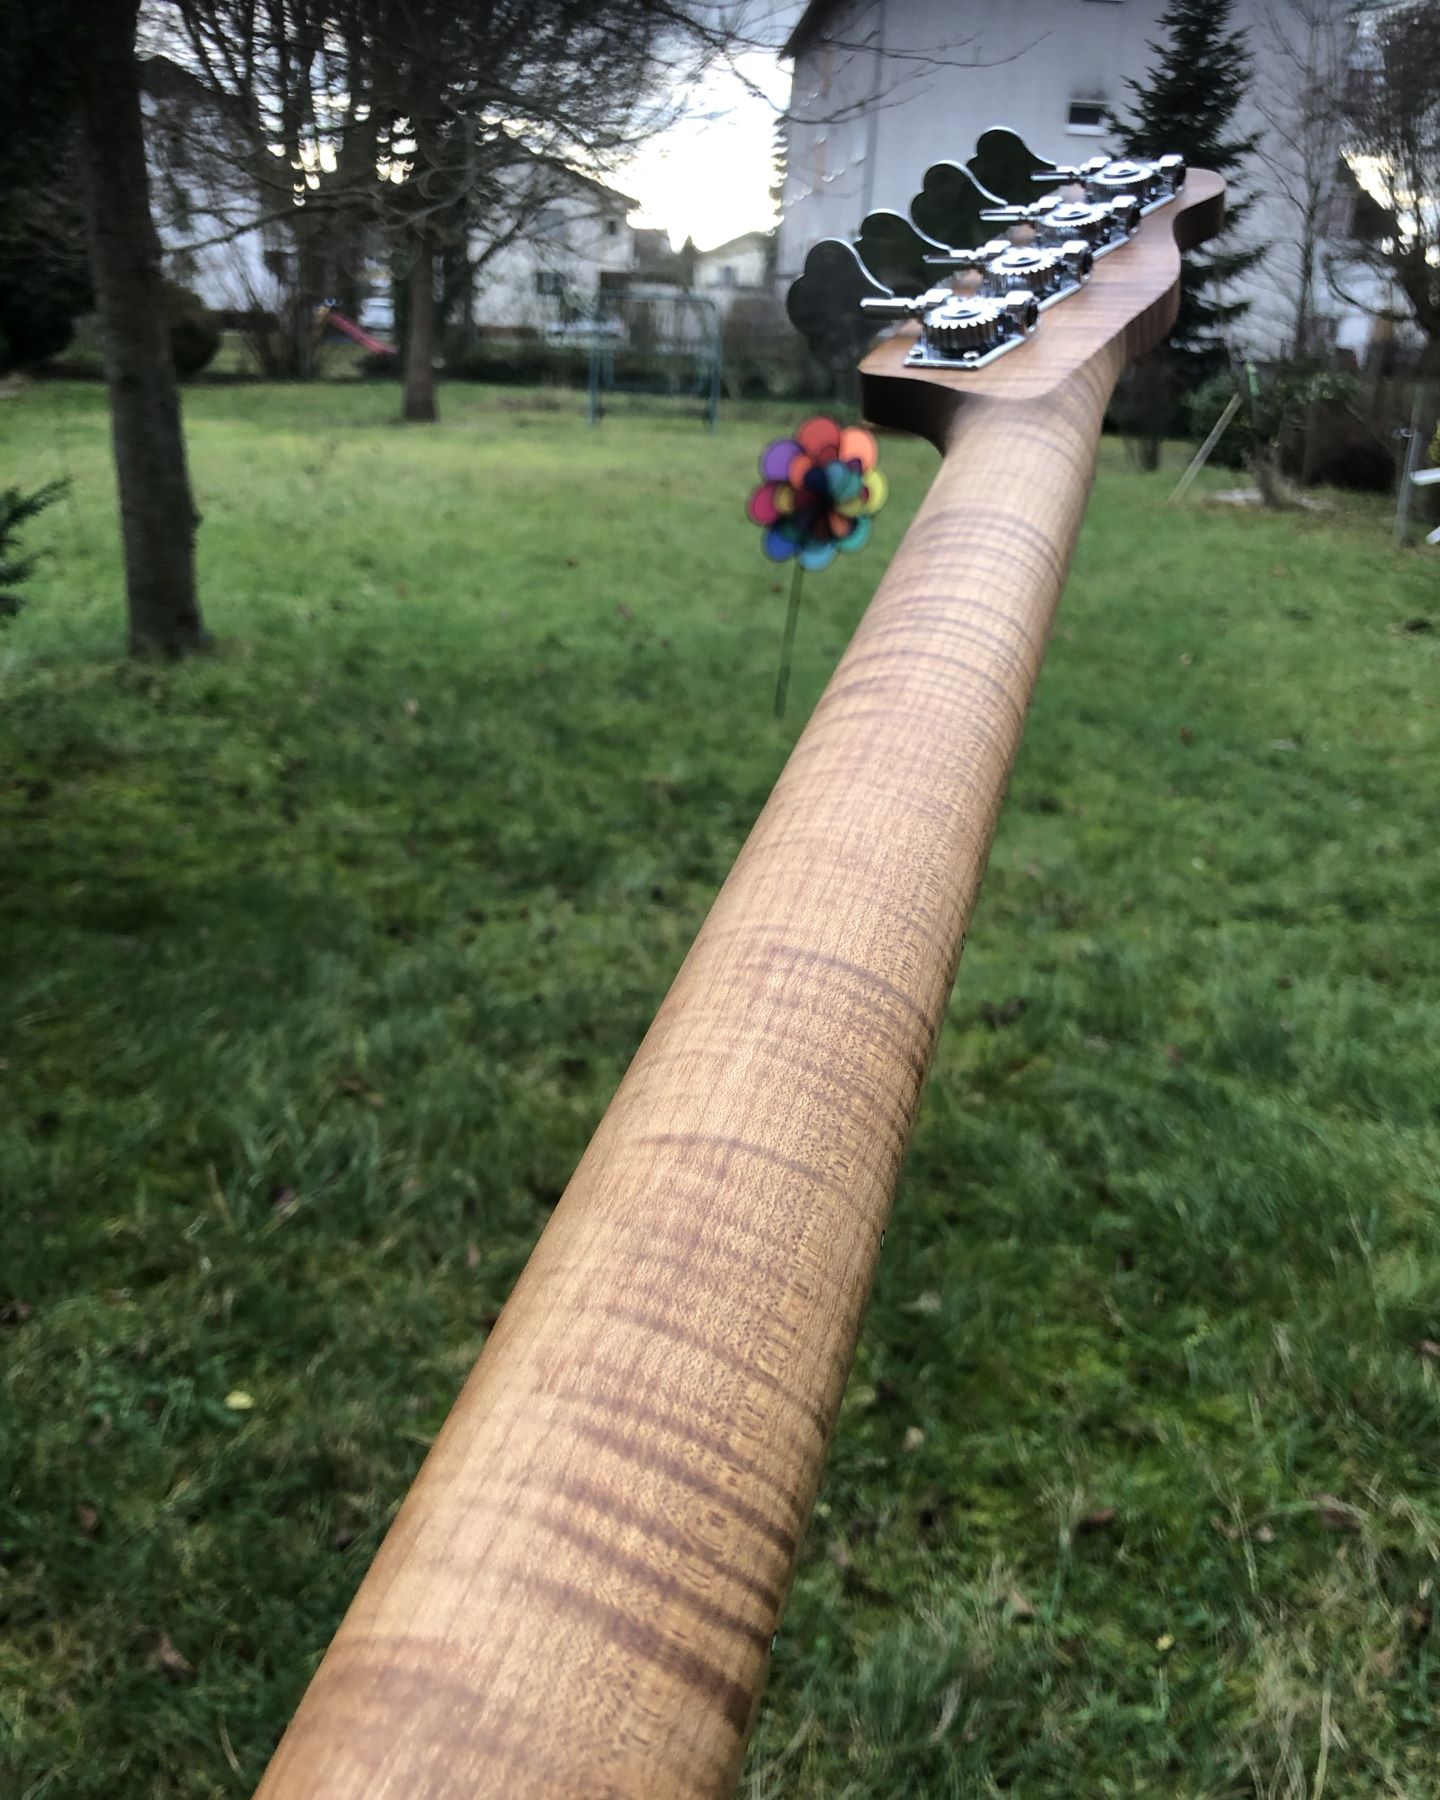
xmin=618 ymin=6 xmax=803 ymax=250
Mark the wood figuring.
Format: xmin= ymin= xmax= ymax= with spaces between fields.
xmin=255 ymin=167 xmax=1225 ymax=1800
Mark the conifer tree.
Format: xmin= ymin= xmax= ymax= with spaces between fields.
xmin=1111 ymin=0 xmax=1265 ymax=369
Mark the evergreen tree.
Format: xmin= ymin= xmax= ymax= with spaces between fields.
xmin=1110 ymin=0 xmax=1265 ymax=368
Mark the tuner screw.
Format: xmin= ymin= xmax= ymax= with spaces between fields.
xmin=1108 ymin=196 xmax=1141 ymax=236
xmin=1005 ymin=290 xmax=1040 ymax=337
xmin=1061 ymin=240 xmax=1095 ymax=283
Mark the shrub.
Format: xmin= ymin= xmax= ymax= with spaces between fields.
xmin=163 ymin=283 xmax=221 ymax=377
xmin=1184 ymin=363 xmax=1394 ymax=491
xmin=359 ymin=349 xmax=400 ymax=380
xmin=0 ymin=480 xmax=68 ymax=620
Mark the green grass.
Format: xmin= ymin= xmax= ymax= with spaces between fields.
xmin=2 ymin=379 xmax=1438 ymax=1799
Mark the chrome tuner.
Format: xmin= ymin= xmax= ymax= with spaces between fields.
xmin=1037 ymin=152 xmax=1186 ymax=214
xmin=784 ymin=129 xmax=1185 ymax=377
xmin=861 ymin=285 xmax=1039 ymax=369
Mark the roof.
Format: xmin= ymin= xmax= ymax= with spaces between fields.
xmin=695 ymin=229 xmax=773 ymax=260
xmin=783 ymin=0 xmax=845 ymax=59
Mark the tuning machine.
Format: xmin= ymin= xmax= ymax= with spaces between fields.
xmin=1036 ymin=153 xmax=1186 ymax=213
xmin=784 ymin=130 xmax=1185 ymax=377
xmin=861 ymin=286 xmax=1039 ymax=370
xmin=923 ymin=237 xmax=1094 ymax=309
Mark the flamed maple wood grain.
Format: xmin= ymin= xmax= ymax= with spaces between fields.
xmin=255 ymin=172 xmax=1224 ymax=1800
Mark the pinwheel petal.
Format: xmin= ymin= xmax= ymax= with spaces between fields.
xmin=839 ymin=426 xmax=878 ymax=471
xmin=858 ymin=469 xmax=889 ymax=514
xmin=836 ymin=514 xmax=873 ymax=554
xmin=747 ymin=483 xmax=780 ymax=526
xmin=796 ymin=416 xmax=842 ymax=460
xmin=798 ymin=538 xmax=839 ymax=572
xmin=825 ymin=461 xmax=863 ymax=504
xmin=763 ymin=524 xmax=799 ymax=561
xmin=760 ymin=438 xmax=802 ymax=481
xmin=772 ymin=482 xmax=797 ymax=516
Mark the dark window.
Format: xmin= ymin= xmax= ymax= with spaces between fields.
xmin=605 ymin=218 xmax=619 ymax=238
xmin=535 ymin=270 xmax=566 ymax=296
xmin=1068 ymin=100 xmax=1106 ymax=130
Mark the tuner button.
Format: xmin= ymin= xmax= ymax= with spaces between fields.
xmin=1061 ymin=240 xmax=1095 ymax=282
xmin=1157 ymin=153 xmax=1186 ymax=192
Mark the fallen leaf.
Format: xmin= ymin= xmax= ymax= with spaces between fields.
xmin=1005 ymin=1586 xmax=1036 ymax=1622
xmin=465 ymin=1242 xmax=481 ymax=1271
xmin=1179 ymin=651 xmax=1193 ymax=666
xmin=1255 ymin=1524 xmax=1276 ymax=1544
xmin=224 ymin=1390 xmax=255 ymax=1412
xmin=902 ymin=1426 xmax=926 ymax=1453
xmin=1177 ymin=726 xmax=1195 ymax=745
xmin=1156 ymin=1633 xmax=1175 ymax=1652
xmin=147 ymin=1632 xmax=195 ymax=1680
xmin=1418 ymin=1340 xmax=1440 ymax=1362
xmin=929 ymin=1679 xmax=964 ymax=1742
xmin=1077 ymin=1507 xmax=1117 ymax=1535
xmin=338 ymin=1077 xmax=385 ymax=1108
xmin=903 ymin=1292 xmax=942 ymax=1316
xmin=76 ymin=1503 xmax=100 ymax=1536
xmin=980 ymin=997 xmax=1028 ymax=1029
xmin=1313 ymin=1492 xmax=1361 ymax=1533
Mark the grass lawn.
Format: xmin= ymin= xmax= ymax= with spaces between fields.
xmin=2 ymin=379 xmax=1438 ymax=1799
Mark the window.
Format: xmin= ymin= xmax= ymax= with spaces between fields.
xmin=535 ymin=270 xmax=566 ymax=297
xmin=605 ymin=218 xmax=619 ymax=238
xmin=1067 ymin=99 xmax=1107 ymax=133
xmin=720 ymin=265 xmax=736 ymax=288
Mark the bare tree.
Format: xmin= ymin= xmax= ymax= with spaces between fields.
xmin=1254 ymin=0 xmax=1360 ymax=358
xmin=1336 ymin=0 xmax=1440 ymax=362
xmin=168 ymin=0 xmax=744 ymax=422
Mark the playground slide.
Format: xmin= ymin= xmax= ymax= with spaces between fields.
xmin=326 ymin=311 xmax=394 ymax=355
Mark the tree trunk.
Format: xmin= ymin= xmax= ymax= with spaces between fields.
xmin=402 ymin=239 xmax=438 ymax=423
xmin=76 ymin=0 xmax=206 ymax=656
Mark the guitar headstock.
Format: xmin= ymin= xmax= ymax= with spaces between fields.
xmin=787 ymin=130 xmax=1224 ymax=449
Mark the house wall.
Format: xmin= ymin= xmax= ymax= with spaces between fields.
xmin=470 ymin=194 xmax=636 ymax=333
xmin=693 ymin=235 xmax=772 ymax=317
xmin=777 ymin=0 xmax=1415 ymax=364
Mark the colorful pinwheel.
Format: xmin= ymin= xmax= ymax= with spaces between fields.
xmin=747 ymin=416 xmax=888 ymax=571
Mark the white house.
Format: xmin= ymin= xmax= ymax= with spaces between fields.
xmin=777 ymin=0 xmax=1421 ymax=365
xmin=693 ymin=230 xmax=774 ymax=318
xmin=468 ymin=172 xmax=640 ymax=335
